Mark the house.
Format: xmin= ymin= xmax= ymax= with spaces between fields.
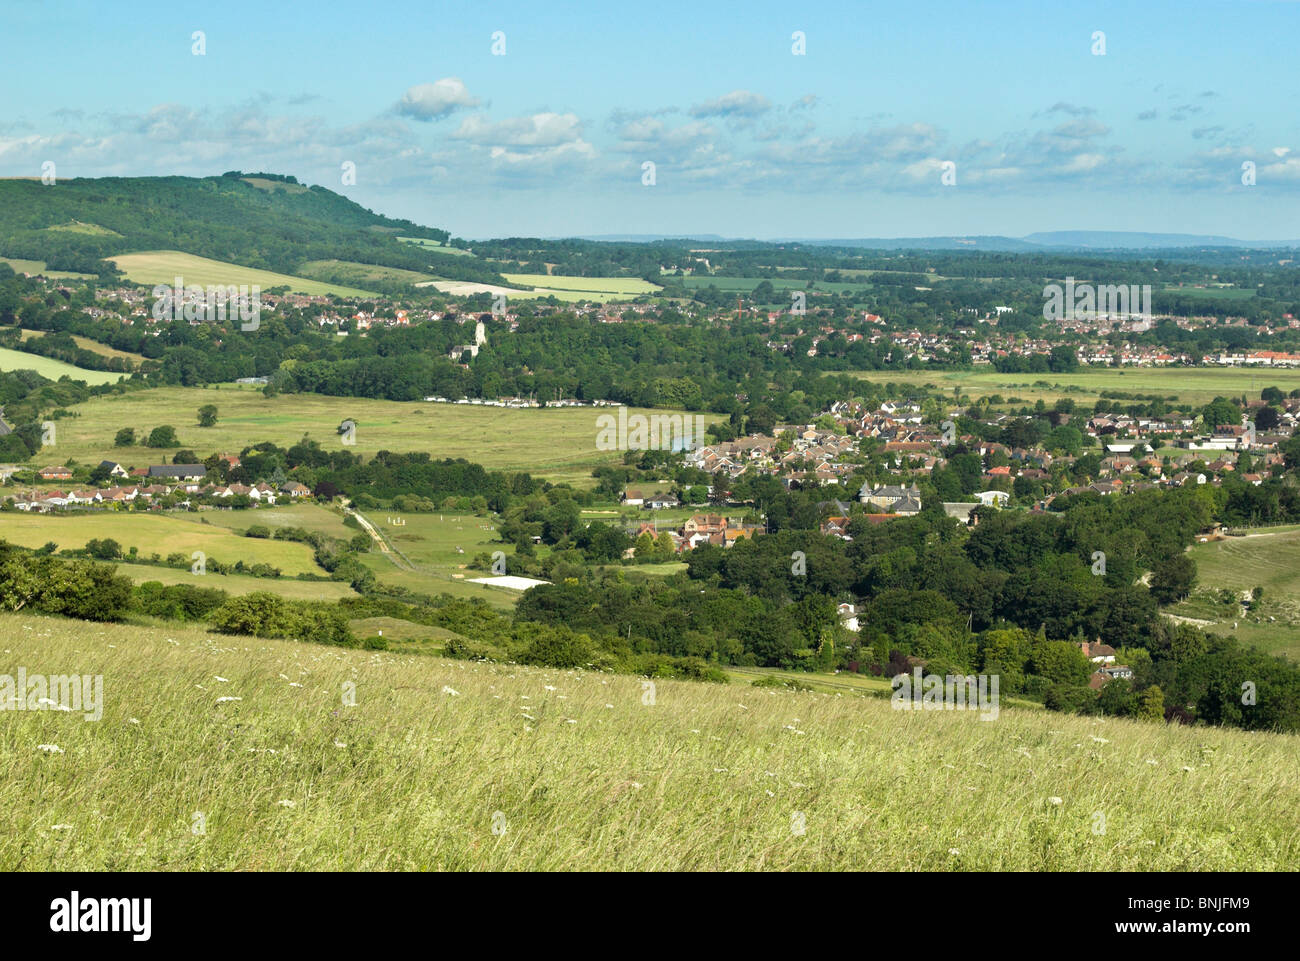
xmin=892 ymin=496 xmax=922 ymax=516
xmin=251 ymin=483 xmax=278 ymax=504
xmin=1080 ymin=640 xmax=1117 ymax=664
xmin=281 ymin=481 xmax=311 ymax=498
xmin=98 ymin=460 xmax=129 ymax=478
xmin=838 ymin=602 xmax=860 ymax=633
xmin=645 ymin=494 xmax=681 ymax=510
xmin=683 ymin=514 xmax=727 ymax=535
xmin=1088 ymin=664 xmax=1134 ymax=690
xmin=148 ymin=464 xmax=207 ymax=480
xmin=38 ymin=466 xmax=73 ymax=481
xmin=621 ymin=489 xmax=645 ymax=507
xmin=859 ymin=483 xmax=922 ymax=511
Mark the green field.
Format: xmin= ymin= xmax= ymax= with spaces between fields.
xmin=0 ymin=512 xmax=322 ymax=576
xmin=0 ymin=346 xmax=124 ymax=385
xmin=114 ymin=561 xmax=356 ymax=602
xmin=106 ymin=251 xmax=376 ymax=298
xmin=296 ymin=259 xmax=436 ymax=287
xmin=1168 ymin=527 xmax=1300 ymax=659
xmin=1161 ymin=285 xmax=1257 ymax=301
xmin=45 ymin=220 xmax=122 ymax=238
xmin=680 ymin=275 xmax=873 ymax=295
xmin=418 ymin=279 xmax=643 ymax=303
xmin=0 ymin=257 xmax=98 ymax=280
xmin=39 ymin=386 xmax=714 ymax=486
xmin=502 ymin=274 xmax=662 ymax=296
xmin=398 ymin=236 xmax=474 ymax=256
xmin=355 ymin=510 xmax=522 ymax=609
xmin=2 ymin=610 xmax=1294 ymax=870
xmin=851 ymin=367 xmax=1300 ymax=406
xmin=16 ymin=328 xmax=144 ymax=364
xmin=187 ymin=503 xmax=354 ymax=540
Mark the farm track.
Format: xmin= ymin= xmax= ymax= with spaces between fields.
xmin=347 ymin=507 xmax=415 ymax=571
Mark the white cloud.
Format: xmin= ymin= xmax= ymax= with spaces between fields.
xmin=454 ymin=112 xmax=583 ymax=147
xmin=395 ymin=79 xmax=481 ymax=121
xmin=690 ymin=90 xmax=772 ymax=119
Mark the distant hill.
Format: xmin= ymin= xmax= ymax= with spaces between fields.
xmin=0 ymin=173 xmax=507 ymax=287
xmin=579 ymin=231 xmax=1300 ymax=252
xmin=1022 ymin=230 xmax=1300 ymax=249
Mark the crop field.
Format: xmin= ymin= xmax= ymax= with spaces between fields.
xmin=1 ymin=611 xmax=1294 ymax=870
xmin=40 ymin=385 xmax=712 ymax=485
xmin=0 ymin=257 xmax=98 ymax=280
xmin=0 ymin=346 xmax=124 ymax=385
xmin=1168 ymin=527 xmax=1300 ymax=659
xmin=398 ymin=237 xmax=474 ymax=256
xmin=851 ymin=367 xmax=1300 ymax=406
xmin=113 ymin=562 xmax=356 ymax=602
xmin=105 ymin=251 xmax=376 ymax=298
xmin=502 ymin=274 xmax=662 ymax=295
xmin=16 ymin=328 xmax=145 ymax=364
xmin=187 ymin=503 xmax=354 ymax=541
xmin=0 ymin=512 xmax=322 ymax=577
xmin=296 ymin=260 xmax=436 ymax=287
xmin=417 ymin=279 xmax=641 ymax=303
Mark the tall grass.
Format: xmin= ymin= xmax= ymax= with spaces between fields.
xmin=1 ymin=612 xmax=1294 ymax=870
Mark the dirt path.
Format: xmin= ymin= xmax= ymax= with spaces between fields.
xmin=345 ymin=507 xmax=415 ymax=571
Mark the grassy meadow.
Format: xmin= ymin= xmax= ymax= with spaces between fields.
xmin=112 ymin=561 xmax=356 ymax=602
xmin=851 ymin=366 xmax=1300 ymax=406
xmin=16 ymin=328 xmax=145 ymax=364
xmin=501 ymin=274 xmax=662 ymax=296
xmin=0 ymin=257 xmax=98 ymax=280
xmin=39 ymin=386 xmax=713 ymax=486
xmin=1 ymin=611 xmax=1294 ymax=870
xmin=1168 ymin=527 xmax=1300 ymax=659
xmin=0 ymin=511 xmax=323 ymax=576
xmin=355 ymin=510 xmax=522 ymax=610
xmin=296 ymin=259 xmax=437 ymax=287
xmin=0 ymin=346 xmax=124 ymax=385
xmin=105 ymin=251 xmax=376 ymax=298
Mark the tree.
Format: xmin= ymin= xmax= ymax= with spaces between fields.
xmin=197 ymin=404 xmax=219 ymax=428
xmin=1200 ymin=397 xmax=1239 ymax=429
xmin=84 ymin=538 xmax=122 ymax=560
xmin=1254 ymin=405 xmax=1281 ymax=431
xmin=114 ymin=427 xmax=135 ymax=447
xmin=146 ymin=425 xmax=178 ymax=448
xmin=1149 ymin=554 xmax=1196 ymax=604
xmin=1136 ymin=684 xmax=1165 ymax=722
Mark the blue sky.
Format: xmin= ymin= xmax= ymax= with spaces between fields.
xmin=2 ymin=0 xmax=1298 ymax=239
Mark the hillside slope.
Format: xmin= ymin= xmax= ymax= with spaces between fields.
xmin=2 ymin=613 xmax=1294 ymax=870
xmin=0 ymin=173 xmax=506 ymax=287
